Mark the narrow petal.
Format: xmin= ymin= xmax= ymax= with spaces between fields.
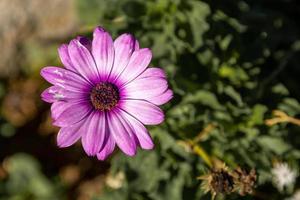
xmin=51 ymin=101 xmax=74 ymax=121
xmin=109 ymin=34 xmax=138 ymax=80
xmin=58 ymin=44 xmax=76 ymax=71
xmin=59 ymin=37 xmax=92 ymax=73
xmin=57 ymin=120 xmax=85 ymax=147
xmin=119 ymin=109 xmax=154 ymax=149
xmin=120 ymin=67 xmax=172 ymax=105
xmin=40 ymin=67 xmax=91 ymax=92
xmin=41 ymin=86 xmax=88 ymax=103
xmin=121 ymin=77 xmax=168 ymax=100
xmin=53 ymin=102 xmax=92 ymax=127
xmin=138 ymin=67 xmax=166 ymax=79
xmin=107 ymin=110 xmax=137 ymax=156
xmin=41 ymin=86 xmax=58 ymax=103
xmin=119 ymin=99 xmax=164 ymax=125
xmin=97 ymin=134 xmax=115 ymax=160
xmin=117 ymin=48 xmax=152 ymax=85
xmin=81 ymin=112 xmax=107 ymax=156
xmin=148 ymin=89 xmax=173 ymax=105
xmin=92 ymin=27 xmax=114 ymax=80
xmin=77 ymin=36 xmax=92 ymax=52
xmin=68 ymin=39 xmax=99 ymax=83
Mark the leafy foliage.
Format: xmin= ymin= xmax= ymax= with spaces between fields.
xmin=77 ymin=0 xmax=300 ymax=199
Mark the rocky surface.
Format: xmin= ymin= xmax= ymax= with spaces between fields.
xmin=0 ymin=0 xmax=77 ymax=77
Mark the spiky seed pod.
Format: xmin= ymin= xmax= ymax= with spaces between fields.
xmin=198 ymin=164 xmax=234 ymax=199
xmin=198 ymin=163 xmax=257 ymax=199
xmin=210 ymin=169 xmax=234 ymax=194
xmin=232 ymin=167 xmax=257 ymax=196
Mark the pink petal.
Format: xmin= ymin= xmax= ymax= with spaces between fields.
xmin=109 ymin=34 xmax=138 ymax=80
xmin=138 ymin=67 xmax=166 ymax=79
xmin=57 ymin=120 xmax=85 ymax=148
xmin=68 ymin=39 xmax=99 ymax=83
xmin=92 ymin=27 xmax=114 ymax=81
xmin=119 ymin=109 xmax=154 ymax=150
xmin=97 ymin=134 xmax=115 ymax=160
xmin=58 ymin=44 xmax=76 ymax=72
xmin=81 ymin=111 xmax=107 ymax=156
xmin=51 ymin=102 xmax=73 ymax=121
xmin=77 ymin=36 xmax=92 ymax=52
xmin=41 ymin=86 xmax=88 ymax=103
xmin=120 ymin=67 xmax=172 ymax=105
xmin=40 ymin=67 xmax=91 ymax=92
xmin=107 ymin=110 xmax=137 ymax=156
xmin=119 ymin=99 xmax=164 ymax=125
xmin=121 ymin=76 xmax=168 ymax=100
xmin=148 ymin=89 xmax=173 ymax=105
xmin=53 ymin=102 xmax=92 ymax=127
xmin=41 ymin=87 xmax=58 ymax=103
xmin=117 ymin=48 xmax=152 ymax=85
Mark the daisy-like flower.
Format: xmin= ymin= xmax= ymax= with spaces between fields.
xmin=272 ymin=162 xmax=297 ymax=192
xmin=40 ymin=27 xmax=173 ymax=160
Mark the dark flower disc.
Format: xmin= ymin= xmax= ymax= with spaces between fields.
xmin=90 ymin=82 xmax=120 ymax=111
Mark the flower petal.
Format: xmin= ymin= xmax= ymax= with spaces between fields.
xmin=57 ymin=120 xmax=85 ymax=148
xmin=41 ymin=86 xmax=88 ymax=103
xmin=107 ymin=110 xmax=137 ymax=156
xmin=138 ymin=67 xmax=166 ymax=79
xmin=51 ymin=101 xmax=73 ymax=121
xmin=53 ymin=101 xmax=92 ymax=127
xmin=81 ymin=111 xmax=107 ymax=156
xmin=122 ymin=77 xmax=168 ymax=100
xmin=58 ymin=44 xmax=75 ymax=72
xmin=92 ymin=27 xmax=114 ymax=80
xmin=117 ymin=48 xmax=152 ymax=85
xmin=120 ymin=67 xmax=172 ymax=105
xmin=119 ymin=109 xmax=154 ymax=150
xmin=68 ymin=39 xmax=99 ymax=83
xmin=148 ymin=89 xmax=173 ymax=105
xmin=77 ymin=36 xmax=92 ymax=52
xmin=40 ymin=67 xmax=91 ymax=92
xmin=119 ymin=99 xmax=164 ymax=125
xmin=41 ymin=86 xmax=58 ymax=103
xmin=97 ymin=134 xmax=115 ymax=160
xmin=109 ymin=34 xmax=138 ymax=80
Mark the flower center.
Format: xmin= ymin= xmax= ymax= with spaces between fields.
xmin=90 ymin=82 xmax=120 ymax=111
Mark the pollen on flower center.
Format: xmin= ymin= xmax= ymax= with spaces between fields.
xmin=90 ymin=82 xmax=120 ymax=111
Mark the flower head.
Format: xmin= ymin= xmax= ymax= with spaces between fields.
xmin=232 ymin=167 xmax=257 ymax=196
xmin=198 ymin=163 xmax=257 ymax=199
xmin=272 ymin=162 xmax=297 ymax=192
xmin=41 ymin=27 xmax=173 ymax=160
xmin=199 ymin=164 xmax=234 ymax=199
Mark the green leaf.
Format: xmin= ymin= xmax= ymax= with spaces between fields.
xmin=247 ymin=104 xmax=268 ymax=127
xmin=183 ymin=90 xmax=224 ymax=110
xmin=257 ymin=136 xmax=291 ymax=155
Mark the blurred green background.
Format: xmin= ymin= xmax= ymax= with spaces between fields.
xmin=0 ymin=0 xmax=300 ymax=199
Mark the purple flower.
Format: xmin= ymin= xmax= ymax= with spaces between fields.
xmin=40 ymin=27 xmax=173 ymax=160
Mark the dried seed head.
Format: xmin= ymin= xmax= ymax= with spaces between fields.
xmin=199 ymin=165 xmax=234 ymax=199
xmin=198 ymin=163 xmax=257 ymax=199
xmin=211 ymin=169 xmax=234 ymax=194
xmin=233 ymin=167 xmax=257 ymax=196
